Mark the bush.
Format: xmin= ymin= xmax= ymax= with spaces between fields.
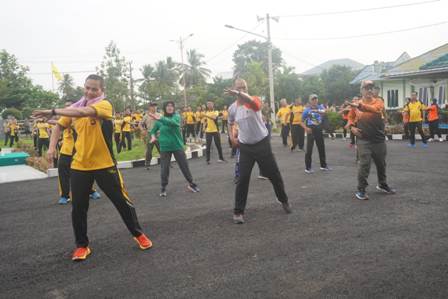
xmin=21 ymin=107 xmax=33 ymax=119
xmin=440 ymin=109 xmax=448 ymax=123
xmin=326 ymin=111 xmax=343 ymax=131
xmin=2 ymin=108 xmax=23 ymax=120
xmin=386 ymin=110 xmax=402 ymax=125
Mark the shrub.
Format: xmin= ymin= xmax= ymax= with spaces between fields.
xmin=326 ymin=111 xmax=343 ymax=131
xmin=2 ymin=108 xmax=23 ymax=120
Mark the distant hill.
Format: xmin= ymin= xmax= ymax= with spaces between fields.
xmin=302 ymin=59 xmax=364 ymax=76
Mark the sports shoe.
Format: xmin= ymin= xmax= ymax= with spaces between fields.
xmin=422 ymin=143 xmax=428 ymax=148
xmin=72 ymin=247 xmax=91 ymax=261
xmin=233 ymin=214 xmax=244 ymax=224
xmin=89 ymin=191 xmax=101 ymax=200
xmin=376 ymin=185 xmax=396 ymax=194
xmin=281 ymin=202 xmax=292 ymax=214
xmin=407 ymin=143 xmax=416 ymax=148
xmin=58 ymin=197 xmax=70 ymax=205
xmin=217 ymin=159 xmax=226 ymax=163
xmin=304 ymin=169 xmax=314 ymax=174
xmin=134 ymin=233 xmax=153 ymax=250
xmin=439 ymin=138 xmax=444 ymax=142
xmin=427 ymin=138 xmax=434 ymax=142
xmin=355 ymin=191 xmax=369 ymax=200
xmin=258 ymin=175 xmax=268 ymax=180
xmin=320 ymin=166 xmax=332 ymax=171
xmin=187 ymin=183 xmax=200 ymax=193
xmin=160 ymin=188 xmax=167 ymax=197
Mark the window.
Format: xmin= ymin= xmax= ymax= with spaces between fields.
xmin=387 ymin=89 xmax=399 ymax=108
xmin=439 ymin=86 xmax=446 ymax=104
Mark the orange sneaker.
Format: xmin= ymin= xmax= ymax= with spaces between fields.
xmin=134 ymin=233 xmax=153 ymax=250
xmin=72 ymin=247 xmax=91 ymax=261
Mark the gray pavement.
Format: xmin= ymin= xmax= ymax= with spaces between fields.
xmin=1 ymin=137 xmax=447 ymax=298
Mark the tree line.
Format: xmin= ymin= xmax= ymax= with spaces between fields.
xmin=1 ymin=40 xmax=359 ymax=119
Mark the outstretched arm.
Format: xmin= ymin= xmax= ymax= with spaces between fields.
xmin=33 ymin=107 xmax=97 ymax=119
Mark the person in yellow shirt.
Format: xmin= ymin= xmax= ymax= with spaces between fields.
xmin=122 ymin=109 xmax=132 ymax=150
xmin=195 ymin=106 xmax=204 ymax=139
xmin=289 ymin=98 xmax=305 ymax=151
xmin=184 ymin=106 xmax=196 ymax=142
xmin=221 ymin=105 xmax=229 ymax=134
xmin=36 ymin=119 xmax=50 ymax=156
xmin=32 ymin=74 xmax=152 ymax=261
xmin=403 ymin=91 xmax=428 ymax=147
xmin=204 ymin=101 xmax=225 ymax=164
xmin=7 ymin=118 xmax=19 ymax=147
xmin=276 ymin=98 xmax=290 ymax=147
xmin=113 ymin=112 xmax=124 ymax=153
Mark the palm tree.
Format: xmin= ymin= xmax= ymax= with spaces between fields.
xmin=58 ymin=74 xmax=75 ymax=100
xmin=139 ymin=58 xmax=178 ymax=102
xmin=179 ymin=49 xmax=211 ymax=88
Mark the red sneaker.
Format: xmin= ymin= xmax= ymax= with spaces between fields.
xmin=134 ymin=233 xmax=153 ymax=250
xmin=72 ymin=247 xmax=91 ymax=261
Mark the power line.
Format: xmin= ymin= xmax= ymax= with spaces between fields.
xmin=274 ymin=20 xmax=448 ymax=41
xmin=206 ymin=23 xmax=262 ymax=64
xmin=276 ymin=0 xmax=440 ymax=18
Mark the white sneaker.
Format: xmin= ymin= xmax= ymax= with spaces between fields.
xmin=257 ymin=175 xmax=268 ymax=180
xmin=305 ymin=169 xmax=314 ymax=174
xmin=427 ymin=138 xmax=434 ymax=142
xmin=439 ymin=138 xmax=444 ymax=142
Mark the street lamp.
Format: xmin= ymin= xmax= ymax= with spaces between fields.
xmin=224 ymin=19 xmax=277 ymax=128
xmin=170 ymin=33 xmax=194 ymax=107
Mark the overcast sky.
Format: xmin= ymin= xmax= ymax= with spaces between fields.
xmin=1 ymin=0 xmax=447 ymax=90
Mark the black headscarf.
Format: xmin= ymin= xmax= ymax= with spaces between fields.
xmin=163 ymin=101 xmax=175 ymax=117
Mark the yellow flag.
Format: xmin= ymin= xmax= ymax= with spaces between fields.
xmin=51 ymin=63 xmax=63 ymax=81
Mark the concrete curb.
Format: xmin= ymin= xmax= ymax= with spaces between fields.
xmin=323 ymin=133 xmax=447 ymax=141
xmin=47 ymin=147 xmax=205 ymax=178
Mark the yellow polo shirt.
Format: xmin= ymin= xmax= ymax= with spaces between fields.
xmin=58 ymin=100 xmax=115 ymax=171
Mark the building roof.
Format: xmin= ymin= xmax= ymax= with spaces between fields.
xmin=350 ymin=52 xmax=410 ymax=84
xmin=420 ymin=53 xmax=448 ymax=70
xmin=383 ymin=43 xmax=448 ymax=78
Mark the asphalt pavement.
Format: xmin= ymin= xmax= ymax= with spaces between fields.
xmin=1 ymin=136 xmax=447 ymax=298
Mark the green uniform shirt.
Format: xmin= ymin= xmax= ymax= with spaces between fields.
xmin=150 ymin=114 xmax=184 ymax=152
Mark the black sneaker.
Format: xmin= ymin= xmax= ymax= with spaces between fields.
xmin=355 ymin=191 xmax=369 ymax=200
xmin=187 ymin=183 xmax=200 ymax=193
xmin=233 ymin=214 xmax=244 ymax=224
xmin=281 ymin=202 xmax=292 ymax=214
xmin=376 ymin=184 xmax=396 ymax=194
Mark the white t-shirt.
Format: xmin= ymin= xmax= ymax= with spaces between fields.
xmin=228 ymin=99 xmax=268 ymax=145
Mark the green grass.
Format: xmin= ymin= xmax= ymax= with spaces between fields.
xmin=115 ymin=138 xmax=158 ymax=161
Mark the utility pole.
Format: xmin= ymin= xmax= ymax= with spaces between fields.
xmin=265 ymin=13 xmax=277 ymax=129
xmin=170 ymin=33 xmax=194 ymax=107
xmin=179 ymin=37 xmax=187 ymax=107
xmin=129 ymin=61 xmax=135 ymax=110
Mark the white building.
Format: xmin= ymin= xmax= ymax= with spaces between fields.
xmin=351 ymin=43 xmax=448 ymax=110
